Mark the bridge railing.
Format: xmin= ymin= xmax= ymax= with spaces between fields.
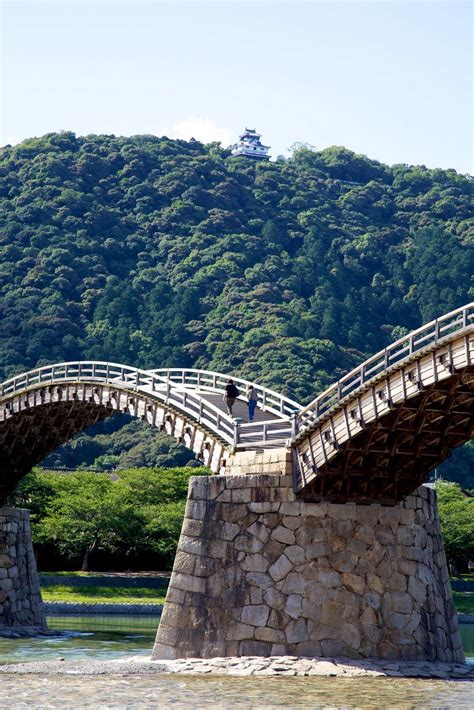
xmin=0 ymin=361 xmax=297 ymax=449
xmin=296 ymin=302 xmax=474 ymax=434
xmin=235 ymin=418 xmax=294 ymax=447
xmin=0 ymin=361 xmax=237 ymax=447
xmin=147 ymin=368 xmax=301 ymax=420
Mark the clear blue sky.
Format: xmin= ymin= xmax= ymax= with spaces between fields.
xmin=1 ymin=0 xmax=472 ymax=173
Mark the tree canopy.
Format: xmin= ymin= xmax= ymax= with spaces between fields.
xmin=437 ymin=481 xmax=474 ymax=573
xmin=10 ymin=467 xmax=207 ymax=570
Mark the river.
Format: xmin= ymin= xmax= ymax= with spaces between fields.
xmin=0 ymin=617 xmax=473 ymax=708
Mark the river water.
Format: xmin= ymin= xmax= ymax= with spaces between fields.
xmin=0 ymin=617 xmax=473 ymax=708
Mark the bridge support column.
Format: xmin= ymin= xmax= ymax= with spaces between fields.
xmin=0 ymin=508 xmax=46 ymax=635
xmin=152 ymin=476 xmax=464 ymax=663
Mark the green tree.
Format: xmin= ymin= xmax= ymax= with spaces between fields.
xmin=33 ymin=472 xmax=116 ymax=571
xmin=8 ymin=467 xmax=209 ymax=570
xmin=437 ymin=481 xmax=474 ymax=573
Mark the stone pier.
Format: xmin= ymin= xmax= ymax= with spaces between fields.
xmin=152 ymin=474 xmax=464 ymax=662
xmin=0 ymin=508 xmax=46 ymax=634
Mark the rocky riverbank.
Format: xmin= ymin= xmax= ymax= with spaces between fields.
xmin=1 ymin=654 xmax=473 ymax=679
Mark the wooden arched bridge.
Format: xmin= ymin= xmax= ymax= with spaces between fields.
xmin=0 ymin=303 xmax=472 ymax=505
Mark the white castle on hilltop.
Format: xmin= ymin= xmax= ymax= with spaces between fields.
xmin=230 ymin=128 xmax=270 ymax=160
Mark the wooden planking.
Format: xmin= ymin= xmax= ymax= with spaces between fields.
xmin=294 ymin=331 xmax=474 ymax=501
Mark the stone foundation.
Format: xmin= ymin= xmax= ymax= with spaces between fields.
xmin=225 ymin=448 xmax=293 ymax=477
xmin=152 ymin=476 xmax=464 ymax=662
xmin=0 ymin=508 xmax=46 ymax=632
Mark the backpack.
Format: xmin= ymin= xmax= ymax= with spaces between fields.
xmin=227 ymin=384 xmax=239 ymax=398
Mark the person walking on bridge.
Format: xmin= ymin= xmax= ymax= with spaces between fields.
xmin=247 ymin=385 xmax=258 ymax=422
xmin=224 ymin=378 xmax=239 ymax=416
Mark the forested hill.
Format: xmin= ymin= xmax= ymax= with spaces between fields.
xmin=1 ymin=133 xmax=473 ymax=483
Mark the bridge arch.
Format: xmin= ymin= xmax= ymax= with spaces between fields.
xmin=293 ymin=303 xmax=474 ymax=503
xmin=0 ymin=363 xmax=298 ymax=503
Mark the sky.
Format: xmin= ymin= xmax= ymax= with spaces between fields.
xmin=1 ymin=0 xmax=472 ymax=173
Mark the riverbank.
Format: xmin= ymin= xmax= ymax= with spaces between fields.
xmin=1 ymin=654 xmax=473 ymax=679
xmin=41 ymin=601 xmax=474 ymax=622
xmin=43 ymin=601 xmax=163 ymax=615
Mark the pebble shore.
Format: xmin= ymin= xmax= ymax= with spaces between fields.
xmin=1 ymin=654 xmax=473 ymax=679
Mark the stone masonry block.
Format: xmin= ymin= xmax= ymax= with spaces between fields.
xmin=247 ymin=521 xmax=271 ymax=544
xmin=173 ymin=551 xmax=197 ymax=575
xmin=284 ymin=593 xmax=303 ymax=619
xmin=226 ymin=476 xmax=255 ymax=489
xmin=181 ymin=518 xmax=207 ymax=538
xmin=185 ymin=500 xmax=208 ymax=521
xmin=285 ymin=545 xmax=305 ymax=565
xmin=191 ymin=477 xmax=224 ymax=502
xmin=268 ymin=554 xmax=293 ymax=582
xmin=221 ymin=503 xmax=249 ymax=523
xmin=279 ymin=502 xmax=302 ymax=516
xmin=248 ymin=502 xmax=280 ymax=514
xmin=227 ymin=622 xmax=256 ymax=641
xmin=239 ymin=640 xmax=271 ymax=657
xmin=231 ymin=488 xmax=252 ymax=503
xmin=215 ymin=489 xmax=232 ymax=502
xmin=178 ymin=536 xmax=208 ymax=557
xmin=241 ymin=604 xmax=270 ymax=627
xmin=255 ymin=626 xmax=285 ymax=643
xmin=246 ymin=572 xmax=273 ymax=589
xmin=172 ymin=573 xmax=206 ymax=594
xmin=271 ymin=526 xmax=295 ymax=545
xmin=222 ymin=522 xmax=240 ymax=541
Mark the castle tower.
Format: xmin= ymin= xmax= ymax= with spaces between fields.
xmin=230 ymin=128 xmax=270 ymax=160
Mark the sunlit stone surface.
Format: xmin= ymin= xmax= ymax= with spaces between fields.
xmin=153 ymin=477 xmax=463 ymax=662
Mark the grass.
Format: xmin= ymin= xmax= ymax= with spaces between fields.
xmin=451 ymin=573 xmax=474 ymax=582
xmin=40 ymin=571 xmax=171 ymax=578
xmin=452 ymin=592 xmax=474 ymax=615
xmin=41 ymin=584 xmax=168 ymax=605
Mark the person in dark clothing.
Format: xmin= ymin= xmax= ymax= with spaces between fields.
xmin=224 ymin=378 xmax=239 ymax=415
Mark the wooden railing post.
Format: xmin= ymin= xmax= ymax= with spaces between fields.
xmin=290 ymin=411 xmax=298 ymax=439
xmin=233 ymin=417 xmax=242 ymax=448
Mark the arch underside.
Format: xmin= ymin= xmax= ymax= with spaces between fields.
xmin=298 ymin=365 xmax=474 ymax=505
xmin=0 ymin=401 xmax=113 ymax=503
xmin=0 ymin=383 xmax=230 ymax=504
